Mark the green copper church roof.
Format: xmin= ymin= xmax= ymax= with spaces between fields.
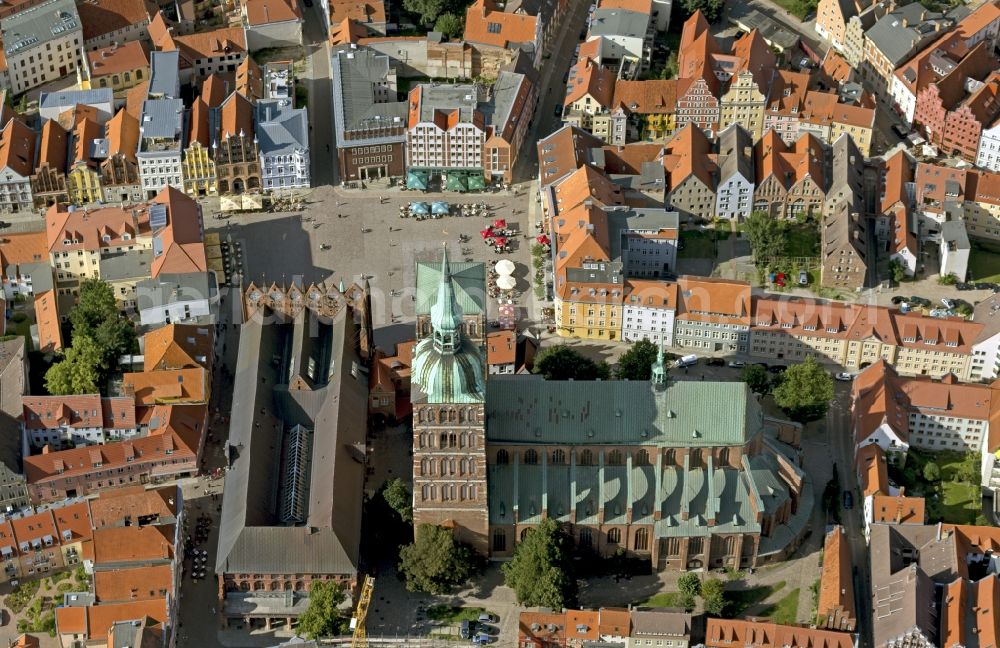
xmin=484 ymin=379 xmax=762 ymax=447
xmin=415 ymin=260 xmax=485 ymax=317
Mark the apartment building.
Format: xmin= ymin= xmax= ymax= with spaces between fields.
xmin=762 ymin=70 xmax=812 ymax=145
xmin=799 ymin=90 xmax=876 ymax=155
xmin=483 ymin=63 xmax=537 ymax=185
xmin=0 ymin=119 xmax=38 ymax=214
xmin=673 ymin=276 xmax=751 ymax=353
xmin=38 ymin=88 xmax=113 ymax=125
xmin=149 ymin=11 xmax=248 ymax=84
xmin=842 ymin=0 xmax=891 ymax=68
xmin=0 ymin=0 xmax=83 ymax=94
xmin=66 ymin=116 xmax=103 ymax=206
xmin=256 ymin=98 xmax=310 ymax=190
xmin=750 ymin=297 xmax=858 ymax=364
xmin=815 ymin=0 xmax=872 ymax=51
xmin=821 ymin=134 xmax=868 ymax=291
xmin=0 ymin=500 xmax=91 ymax=584
xmin=0 ymin=231 xmax=48 ymax=299
xmin=21 ymin=395 xmax=137 ymax=450
xmin=611 ymin=80 xmax=676 ymax=142
xmin=463 ymin=0 xmax=542 ymax=67
xmin=562 ymin=58 xmax=617 ymax=140
xmin=98 ymin=109 xmax=144 ymax=204
xmin=715 ymin=124 xmax=754 ymax=221
xmin=519 ymin=608 xmax=692 ymax=648
xmin=588 ymin=5 xmax=654 ymax=79
xmin=705 ymin=620 xmax=854 ymax=648
xmin=405 ymin=84 xmax=489 ymax=187
xmin=25 ymin=403 xmax=206 ymax=503
xmin=621 ymin=279 xmax=677 ymax=345
xmin=242 ymin=0 xmax=303 ymax=50
xmin=860 ymin=3 xmax=951 ymax=99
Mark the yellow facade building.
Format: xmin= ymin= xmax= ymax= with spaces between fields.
xmin=555 ymin=288 xmax=623 ymax=340
xmin=182 ymin=141 xmax=217 ymax=197
xmin=719 ymin=71 xmax=768 ymax=140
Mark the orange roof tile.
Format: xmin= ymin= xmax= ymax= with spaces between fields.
xmin=33 ymin=290 xmax=62 ymax=352
xmin=243 ymin=0 xmax=301 ymax=24
xmin=87 ymin=41 xmax=150 ymax=79
xmin=219 ymin=91 xmax=255 ymax=141
xmin=487 ymin=330 xmax=516 ymax=365
xmin=56 ymin=606 xmax=87 ymax=635
xmin=0 ymin=231 xmax=47 ymax=272
xmin=125 ymin=81 xmax=149 ymax=121
xmin=95 ymin=564 xmax=173 ymax=603
xmin=463 ymin=0 xmax=537 ymax=48
xmin=329 ymin=0 xmax=385 ymax=26
xmin=705 ymin=619 xmax=855 ymax=648
xmin=872 ymin=494 xmax=926 ymax=524
xmin=77 ymin=0 xmax=156 ymax=41
xmin=71 ymin=118 xmax=102 ymax=167
xmin=84 ymin=600 xmax=168 ymax=640
xmin=565 ymin=58 xmax=615 ymax=108
xmin=122 ymin=368 xmax=207 ymax=405
xmin=235 ymin=57 xmax=264 ymax=102
xmin=36 ymin=119 xmax=67 ymax=170
xmin=22 ymin=395 xmax=136 ymax=431
xmin=818 ymin=526 xmax=855 ymax=625
xmin=611 ymin=80 xmax=677 ymax=114
xmin=662 ymin=123 xmax=716 ymax=190
xmin=0 ymin=119 xmax=36 ymax=178
xmin=143 ymin=324 xmax=213 ymax=372
xmin=855 ymin=442 xmax=889 ymax=498
xmin=88 ymin=485 xmax=178 ymax=529
xmin=52 ymin=501 xmax=94 ymax=543
xmin=676 ymin=276 xmax=751 ymax=325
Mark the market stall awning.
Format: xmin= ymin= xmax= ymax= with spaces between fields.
xmin=493 ymin=219 xmax=507 ymax=229
xmin=406 ymin=170 xmax=428 ymax=190
xmin=411 ymin=202 xmax=430 ymax=214
xmin=446 ymin=172 xmax=468 ymax=192
xmin=432 ymin=201 xmax=450 ymax=215
xmin=480 ymin=228 xmax=493 ymax=239
xmin=468 ymin=173 xmax=486 ymax=190
xmin=536 ymin=234 xmax=551 ymax=245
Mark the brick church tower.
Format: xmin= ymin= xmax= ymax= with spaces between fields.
xmin=410 ymin=249 xmax=489 ymax=554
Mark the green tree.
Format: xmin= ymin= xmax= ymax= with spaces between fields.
xmin=68 ymin=279 xmax=137 ymax=371
xmin=888 ymin=259 xmax=906 ymax=283
xmin=678 ymin=573 xmax=702 ymax=598
xmin=616 ymin=339 xmax=660 ymax=380
xmin=382 ymin=478 xmax=413 ymax=523
xmin=681 ymin=0 xmax=724 ymax=22
xmin=399 ymin=524 xmax=473 ymax=594
xmin=701 ymin=577 xmax=726 ymax=616
xmin=434 ymin=12 xmax=464 ymax=38
xmin=502 ymin=518 xmax=576 ymax=608
xmin=772 ymin=356 xmax=835 ymax=422
xmin=958 ymin=452 xmax=981 ymax=484
xmin=938 ymin=273 xmax=958 ymax=286
xmin=740 ymin=364 xmax=770 ymax=394
xmin=743 ymin=212 xmax=785 ymax=264
xmin=404 ymin=0 xmax=446 ymax=26
xmin=533 ymin=345 xmax=610 ymax=381
xmin=296 ymin=581 xmax=348 ymax=639
xmin=44 ymin=336 xmax=102 ymax=395
xmin=923 ymin=461 xmax=941 ymax=482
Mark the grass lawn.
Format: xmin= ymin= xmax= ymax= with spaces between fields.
xmin=767 ymin=0 xmax=817 ymax=19
xmin=426 ymin=605 xmax=487 ymax=623
xmin=760 ymin=588 xmax=799 ymax=624
xmin=969 ymin=242 xmax=1000 ymax=282
xmin=724 ymin=580 xmax=785 ymax=618
xmin=637 ymin=591 xmax=688 ymax=608
xmin=680 ymin=230 xmax=716 ymax=259
xmin=5 ymin=314 xmax=33 ymax=351
xmin=889 ymin=449 xmax=987 ymax=525
xmin=783 ymin=223 xmax=820 ymax=257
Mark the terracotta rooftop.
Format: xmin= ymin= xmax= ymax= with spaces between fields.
xmin=143 ymin=324 xmax=213 ymax=373
xmin=243 ymin=0 xmax=302 ymax=25
xmin=77 ymin=0 xmax=156 ymax=41
xmin=464 ymin=0 xmax=537 ymax=48
xmin=87 ymin=41 xmax=150 ymax=79
xmin=817 ymin=526 xmax=856 ymax=627
xmin=22 ymin=395 xmax=136 ymax=431
xmin=676 ymin=276 xmax=751 ymax=325
xmin=88 ymin=485 xmax=178 ymax=529
xmin=872 ymin=494 xmax=926 ymax=524
xmin=95 ymin=564 xmax=173 ymax=603
xmin=0 ymin=119 xmax=36 ymax=178
xmin=122 ymin=368 xmax=208 ymax=405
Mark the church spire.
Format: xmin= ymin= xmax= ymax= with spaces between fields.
xmin=651 ymin=339 xmax=667 ymax=387
xmin=430 ymin=246 xmax=463 ymax=353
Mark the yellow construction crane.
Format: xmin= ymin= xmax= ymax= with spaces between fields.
xmin=350 ymin=575 xmax=376 ymax=648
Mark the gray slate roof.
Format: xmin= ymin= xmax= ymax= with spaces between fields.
xmin=2 ymin=0 xmax=80 ymax=57
xmin=38 ymin=88 xmax=112 ymax=112
xmin=98 ymin=249 xmax=152 ymax=282
xmin=256 ymin=100 xmax=309 ymax=156
xmin=415 ymin=84 xmax=480 ymax=124
xmin=865 ymin=3 xmax=948 ymax=66
xmin=330 ymin=49 xmax=408 ymax=146
xmin=589 ymin=8 xmax=650 ymax=38
xmin=717 ymin=124 xmax=753 ymax=184
xmin=140 ymin=98 xmax=184 ymax=141
xmin=148 ymin=51 xmax=181 ymax=99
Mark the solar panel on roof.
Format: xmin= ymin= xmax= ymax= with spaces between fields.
xmin=149 ymin=203 xmax=168 ymax=230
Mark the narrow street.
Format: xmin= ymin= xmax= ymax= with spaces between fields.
xmin=301 ymin=3 xmax=337 ymax=186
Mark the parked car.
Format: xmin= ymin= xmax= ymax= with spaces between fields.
xmin=473 ymin=633 xmax=493 ymax=645
xmin=909 ymin=296 xmax=931 ymax=307
xmin=706 ymin=358 xmax=725 ymax=367
xmin=676 ymin=354 xmax=698 ymax=368
xmin=941 ymin=298 xmax=955 ymax=309
xmin=767 ymin=365 xmax=787 ymax=374
xmin=843 ymin=491 xmax=853 ymax=509
xmin=976 ymin=282 xmax=997 ymax=290
xmin=957 ymin=282 xmax=972 ymax=291
xmin=478 ymin=613 xmax=499 ymax=624
xmin=728 ymin=360 xmax=747 ymax=368
xmin=891 ymin=295 xmax=906 ymax=304
xmin=798 ymin=270 xmax=808 ymax=285
xmin=835 ymin=372 xmax=854 ymax=381
xmin=461 ymin=621 xmax=476 ymax=640
xmin=553 ymin=105 xmax=563 ymax=118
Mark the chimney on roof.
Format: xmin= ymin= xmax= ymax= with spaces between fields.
xmin=901 ymin=17 xmax=908 ymax=27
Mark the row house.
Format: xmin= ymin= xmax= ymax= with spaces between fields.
xmin=0 ymin=231 xmax=48 ymax=300
xmin=85 ymin=41 xmax=150 ymax=93
xmin=761 ymin=70 xmax=812 ymax=146
xmin=256 ymin=96 xmax=310 ymax=190
xmin=30 ymin=120 xmax=69 ymax=209
xmin=879 ymin=150 xmax=919 ymax=276
xmin=705 ymin=620 xmax=854 ymax=648
xmin=215 ymin=91 xmax=261 ymax=194
xmin=0 ymin=119 xmax=38 ymax=214
xmin=149 ymin=11 xmax=248 ymax=85
xmin=138 ymin=52 xmax=186 ymax=198
xmin=976 ymin=113 xmax=1000 ymax=172
xmin=753 ymin=130 xmax=827 ymax=220
xmin=78 ymin=0 xmax=156 ymax=51
xmin=0 ymin=500 xmax=91 ymax=583
xmin=21 ymin=395 xmax=137 ymax=450
xmin=585 ymin=5 xmax=655 ymax=79
xmin=610 ymin=79 xmax=676 ymax=142
xmin=815 ymin=0 xmax=875 ymax=52
xmin=621 ymin=279 xmax=677 ymax=345
xmin=715 ymin=123 xmax=755 ymax=221
xmin=799 ymin=90 xmax=876 ymax=156
xmin=859 ymin=3 xmax=953 ymax=100
xmin=716 ymin=29 xmax=776 ymax=140
xmin=182 ymin=75 xmax=227 ymax=198
xmin=673 ymin=276 xmax=751 ymax=353
xmin=911 ymin=41 xmax=998 ymax=159
xmin=842 ymin=0 xmax=892 ymax=69
xmin=66 ymin=115 xmax=103 ymax=206
xmin=563 ymin=58 xmax=618 ymax=142
xmin=25 ymin=403 xmax=207 ymax=503
xmin=519 ymin=608 xmax=692 ymax=648
xmin=662 ymin=124 xmax=716 ymax=220
xmin=483 ymin=61 xmax=538 ymax=185
xmin=818 ymin=529 xmax=856 ymax=630
xmin=99 ymin=109 xmax=144 ymax=205
xmin=242 ymin=0 xmax=303 ymax=51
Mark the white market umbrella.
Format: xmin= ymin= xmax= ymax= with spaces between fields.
xmin=496 ymin=275 xmax=516 ymax=291
xmin=495 ymin=259 xmax=516 ymax=276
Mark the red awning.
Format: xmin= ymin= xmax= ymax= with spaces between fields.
xmin=493 ymin=219 xmax=507 ymax=229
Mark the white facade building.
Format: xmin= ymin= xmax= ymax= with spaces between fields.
xmin=715 ymin=124 xmax=755 ymax=221
xmin=977 ymin=120 xmax=1000 ymax=172
xmin=256 ymin=99 xmax=310 ymax=190
xmin=0 ymin=0 xmax=83 ymax=95
xmin=405 ymin=84 xmax=487 ymax=175
xmin=621 ymin=279 xmax=677 ymax=346
xmin=21 ymin=395 xmax=138 ymax=450
xmin=889 ymin=73 xmax=918 ymax=126
xmin=135 ymin=272 xmax=218 ymax=327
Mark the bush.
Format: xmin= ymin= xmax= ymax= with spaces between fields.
xmin=10 ymin=312 xmax=26 ymax=323
xmin=938 ymin=273 xmax=958 ymax=285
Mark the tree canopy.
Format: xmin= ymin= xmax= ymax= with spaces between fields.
xmin=740 ymin=364 xmax=770 ymax=394
xmin=681 ymin=0 xmax=724 ymax=22
xmin=398 ymin=524 xmax=473 ymax=594
xmin=404 ymin=0 xmax=447 ymax=26
xmin=678 ymin=573 xmax=702 ymax=598
xmin=44 ymin=335 xmax=102 ymax=395
xmin=434 ymin=12 xmax=464 ymax=38
xmin=743 ymin=212 xmax=785 ymax=264
xmin=382 ymin=478 xmax=413 ymax=523
xmin=533 ymin=345 xmax=610 ymax=381
xmin=296 ymin=581 xmax=348 ymax=639
xmin=502 ymin=518 xmax=576 ymax=609
xmin=701 ymin=577 xmax=726 ymax=616
xmin=615 ymin=339 xmax=660 ymax=380
xmin=772 ymin=356 xmax=835 ymax=422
